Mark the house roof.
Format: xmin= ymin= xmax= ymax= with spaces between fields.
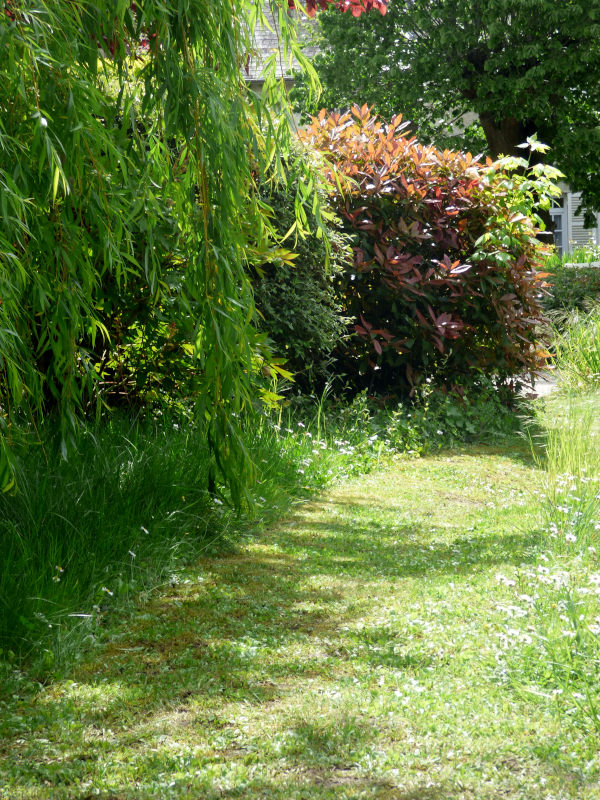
xmin=246 ymin=7 xmax=318 ymax=83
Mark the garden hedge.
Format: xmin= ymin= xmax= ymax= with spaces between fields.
xmin=300 ymin=106 xmax=557 ymax=394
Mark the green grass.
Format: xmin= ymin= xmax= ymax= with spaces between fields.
xmin=2 ymin=437 xmax=599 ymax=798
xmin=561 ymin=243 xmax=600 ymax=264
xmin=499 ymin=392 xmax=600 ymax=739
xmin=517 ymin=312 xmax=600 ymax=738
xmin=5 ymin=386 xmax=600 ymax=797
xmin=0 ymin=416 xmax=216 ymax=669
xmin=0 ymin=412 xmax=334 ymax=672
xmin=0 ymin=396 xmax=399 ymax=670
xmin=544 ymin=246 xmax=600 ymax=313
xmin=550 ymin=306 xmax=600 ymax=391
xmin=0 ymin=385 xmax=520 ymax=675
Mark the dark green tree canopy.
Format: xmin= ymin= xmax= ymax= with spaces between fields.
xmin=295 ymin=0 xmax=600 ymax=220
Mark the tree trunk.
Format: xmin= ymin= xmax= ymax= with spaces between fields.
xmin=479 ymin=112 xmax=554 ymax=239
xmin=479 ymin=113 xmax=528 ymax=159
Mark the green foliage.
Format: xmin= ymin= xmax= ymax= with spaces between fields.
xmin=0 ymin=0 xmax=329 ymax=503
xmin=550 ymin=307 xmax=600 ymax=391
xmin=503 ymin=395 xmax=600 ymax=737
xmin=326 ymin=379 xmax=522 ymax=458
xmin=291 ymin=1 xmax=487 ymax=152
xmin=389 ymin=379 xmax=523 ymax=450
xmin=92 ymin=259 xmax=211 ymax=412
xmin=253 ymin=174 xmax=352 ymax=392
xmin=295 ymin=0 xmax=600 ymax=218
xmin=0 ymin=415 xmax=216 ymax=664
xmin=301 ymin=107 xmax=558 ymax=394
xmin=544 ymin=247 xmax=600 ymax=313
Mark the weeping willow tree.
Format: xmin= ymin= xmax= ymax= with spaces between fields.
xmin=0 ymin=0 xmax=386 ymax=502
xmin=0 ymin=1 xmax=285 ymax=502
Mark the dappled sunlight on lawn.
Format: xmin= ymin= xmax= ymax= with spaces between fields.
xmin=0 ymin=446 xmax=593 ymax=799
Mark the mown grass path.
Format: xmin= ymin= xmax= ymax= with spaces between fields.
xmin=1 ymin=446 xmax=597 ymax=799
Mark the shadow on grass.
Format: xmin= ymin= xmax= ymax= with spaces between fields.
xmin=461 ymin=441 xmax=538 ymax=468
xmin=70 ymin=775 xmax=451 ymax=800
xmin=215 ymin=776 xmax=449 ymax=800
xmin=268 ymin=495 xmax=541 ymax=580
xmin=0 ymin=446 xmax=574 ymax=799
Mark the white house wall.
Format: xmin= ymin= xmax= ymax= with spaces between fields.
xmin=246 ymin=7 xmax=317 ymax=86
xmin=562 ymin=190 xmax=599 ymax=254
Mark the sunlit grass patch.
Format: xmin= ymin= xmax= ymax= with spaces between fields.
xmin=497 ymin=393 xmax=600 ymax=742
xmin=0 ymin=381 xmax=529 ymax=678
xmin=3 ymin=408 xmax=600 ymax=798
xmin=0 ymin=404 xmax=390 ymax=676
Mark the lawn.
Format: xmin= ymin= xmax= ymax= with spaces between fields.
xmin=1 ymin=439 xmax=596 ymax=799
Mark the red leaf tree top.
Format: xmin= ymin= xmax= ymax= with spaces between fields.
xmin=288 ymin=0 xmax=388 ymax=17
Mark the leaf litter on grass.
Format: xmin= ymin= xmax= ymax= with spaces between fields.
xmin=0 ymin=445 xmax=597 ymax=799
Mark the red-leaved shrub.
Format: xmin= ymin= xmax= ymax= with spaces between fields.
xmin=299 ymin=106 xmax=555 ymax=394
xmin=288 ymin=0 xmax=388 ymax=17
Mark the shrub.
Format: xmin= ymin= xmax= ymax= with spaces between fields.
xmin=252 ymin=174 xmax=352 ymax=393
xmin=0 ymin=1 xmax=326 ymax=501
xmin=543 ymin=246 xmax=600 ymax=313
xmin=300 ymin=106 xmax=558 ymax=395
xmin=88 ymin=257 xmax=204 ymax=412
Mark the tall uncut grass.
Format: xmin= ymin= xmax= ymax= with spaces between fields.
xmin=562 ymin=242 xmax=600 ymax=264
xmin=544 ymin=244 xmax=600 ymax=314
xmin=0 ymin=385 xmax=523 ymax=681
xmin=551 ymin=307 xmax=600 ymax=391
xmin=0 ymin=417 xmax=218 ymax=670
xmin=502 ymin=392 xmax=600 ymax=741
xmin=0 ymin=399 xmax=388 ymax=676
xmin=511 ymin=295 xmax=600 ymax=739
xmin=500 ymin=269 xmax=600 ymax=739
xmin=537 ymin=394 xmax=600 ymax=551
